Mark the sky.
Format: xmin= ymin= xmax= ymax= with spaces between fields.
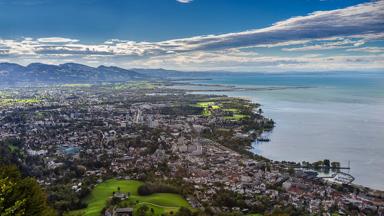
xmin=0 ymin=0 xmax=383 ymax=72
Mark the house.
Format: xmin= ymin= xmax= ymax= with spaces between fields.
xmin=113 ymin=192 xmax=128 ymax=200
xmin=113 ymin=207 xmax=133 ymax=216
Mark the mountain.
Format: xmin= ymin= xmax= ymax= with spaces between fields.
xmin=97 ymin=65 xmax=144 ymax=80
xmin=0 ymin=63 xmax=147 ymax=84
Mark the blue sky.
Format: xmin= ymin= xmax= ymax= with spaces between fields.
xmin=0 ymin=0 xmax=383 ymax=72
xmin=0 ymin=0 xmax=369 ymax=41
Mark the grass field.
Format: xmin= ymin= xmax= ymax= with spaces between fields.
xmin=193 ymin=101 xmax=248 ymax=120
xmin=193 ymin=101 xmax=221 ymax=116
xmin=121 ymin=193 xmax=190 ymax=215
xmin=222 ymin=108 xmax=248 ymax=120
xmin=133 ymin=202 xmax=179 ymax=215
xmin=224 ymin=114 xmax=248 ymax=120
xmin=67 ymin=179 xmax=191 ymax=216
xmin=0 ymin=98 xmax=41 ymax=106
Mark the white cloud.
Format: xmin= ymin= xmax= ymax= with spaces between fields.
xmin=347 ymin=46 xmax=384 ymax=53
xmin=1 ymin=1 xmax=384 ymax=72
xmin=2 ymin=1 xmax=383 ymax=56
xmin=120 ymin=50 xmax=384 ymax=72
xmin=159 ymin=0 xmax=384 ymax=52
xmin=37 ymin=37 xmax=79 ymax=43
xmin=176 ymin=0 xmax=193 ymax=3
xmin=281 ymin=38 xmax=364 ymax=51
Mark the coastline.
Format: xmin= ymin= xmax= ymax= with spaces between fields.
xmin=167 ymin=79 xmax=384 ymax=191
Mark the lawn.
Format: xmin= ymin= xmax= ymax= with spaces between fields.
xmin=133 ymin=202 xmax=179 ymax=215
xmin=195 ymin=101 xmax=220 ymax=109
xmin=0 ymin=98 xmax=41 ymax=106
xmin=122 ymin=193 xmax=190 ymax=215
xmin=222 ymin=108 xmax=249 ymax=120
xmin=129 ymin=193 xmax=190 ymax=207
xmin=193 ymin=101 xmax=221 ymax=116
xmin=193 ymin=101 xmax=249 ymax=120
xmin=224 ymin=114 xmax=248 ymax=120
xmin=67 ymin=179 xmax=191 ymax=216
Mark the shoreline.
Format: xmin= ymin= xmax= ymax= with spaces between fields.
xmin=167 ymin=81 xmax=312 ymax=92
xmin=168 ymin=80 xmax=384 ymax=192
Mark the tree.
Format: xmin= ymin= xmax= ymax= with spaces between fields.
xmin=136 ymin=204 xmax=149 ymax=216
xmin=214 ymin=190 xmax=246 ymax=209
xmin=287 ymin=167 xmax=295 ymax=175
xmin=110 ymin=197 xmax=120 ymax=205
xmin=0 ymin=139 xmax=24 ymax=166
xmin=323 ymin=159 xmax=330 ymax=168
xmin=0 ymin=177 xmax=26 ymax=216
xmin=331 ymin=161 xmax=340 ymax=169
xmin=313 ymin=161 xmax=323 ymax=170
xmin=46 ymin=184 xmax=87 ymax=213
xmin=0 ymin=165 xmax=56 ymax=216
xmin=258 ymin=108 xmax=263 ymax=114
xmin=176 ymin=207 xmax=192 ymax=216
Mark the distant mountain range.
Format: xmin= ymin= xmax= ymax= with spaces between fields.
xmin=0 ymin=62 xmax=148 ymax=84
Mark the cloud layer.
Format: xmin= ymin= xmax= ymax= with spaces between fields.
xmin=1 ymin=0 xmax=383 ymax=72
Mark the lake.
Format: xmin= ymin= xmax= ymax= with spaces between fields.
xmin=182 ymin=72 xmax=384 ymax=190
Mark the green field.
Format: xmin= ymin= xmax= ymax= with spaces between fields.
xmin=224 ymin=114 xmax=248 ymax=120
xmin=0 ymin=98 xmax=41 ymax=106
xmin=67 ymin=179 xmax=191 ymax=216
xmin=121 ymin=193 xmax=190 ymax=215
xmin=193 ymin=101 xmax=249 ymax=120
xmin=222 ymin=108 xmax=248 ymax=120
xmin=195 ymin=102 xmax=220 ymax=109
xmin=193 ymin=101 xmax=221 ymax=116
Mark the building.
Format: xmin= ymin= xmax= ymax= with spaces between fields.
xmin=113 ymin=207 xmax=133 ymax=216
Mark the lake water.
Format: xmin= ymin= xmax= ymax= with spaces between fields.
xmin=183 ymin=72 xmax=384 ymax=190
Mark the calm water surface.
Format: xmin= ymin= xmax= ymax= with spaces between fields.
xmin=186 ymin=72 xmax=384 ymax=190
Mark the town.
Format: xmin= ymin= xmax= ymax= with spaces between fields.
xmin=1 ymin=81 xmax=383 ymax=216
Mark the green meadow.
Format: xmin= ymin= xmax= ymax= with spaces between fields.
xmin=193 ymin=101 xmax=221 ymax=116
xmin=67 ymin=179 xmax=191 ymax=216
xmin=193 ymin=100 xmax=249 ymax=120
xmin=0 ymin=98 xmax=41 ymax=106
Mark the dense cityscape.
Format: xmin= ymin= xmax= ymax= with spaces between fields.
xmin=1 ymin=81 xmax=383 ymax=215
